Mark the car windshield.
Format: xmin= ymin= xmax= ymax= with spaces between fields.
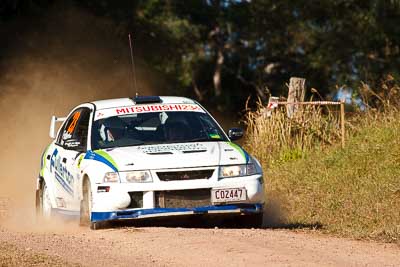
xmin=91 ymin=111 xmax=227 ymax=149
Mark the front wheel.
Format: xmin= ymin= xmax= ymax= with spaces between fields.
xmin=80 ymin=178 xmax=92 ymax=227
xmin=80 ymin=179 xmax=109 ymax=230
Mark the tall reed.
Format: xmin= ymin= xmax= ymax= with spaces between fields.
xmin=245 ymin=103 xmax=341 ymax=166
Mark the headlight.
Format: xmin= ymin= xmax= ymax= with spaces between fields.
xmin=219 ymin=164 xmax=257 ymax=178
xmin=103 ymin=172 xmax=120 ymax=183
xmin=120 ymin=170 xmax=153 ymax=183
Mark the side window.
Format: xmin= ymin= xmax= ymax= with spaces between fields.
xmin=74 ymin=109 xmax=91 ymax=148
xmin=56 ymin=108 xmax=91 ymax=149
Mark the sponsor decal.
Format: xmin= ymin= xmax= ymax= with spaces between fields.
xmin=56 ymin=197 xmax=66 ymax=208
xmin=116 ymin=104 xmax=202 ymax=114
xmin=209 ymin=134 xmax=221 ymax=139
xmin=96 ymin=112 xmax=105 ymax=119
xmin=84 ymin=150 xmax=118 ymax=172
xmin=49 ymin=148 xmax=58 ymax=173
xmin=138 ymin=143 xmax=207 ymax=154
xmin=226 ymin=142 xmax=250 ymax=163
xmin=95 ymin=104 xmax=205 ymax=120
xmin=54 ymin=172 xmax=73 ymax=195
xmin=62 ymin=132 xmax=72 ymax=140
xmin=49 ymin=148 xmax=74 ymax=195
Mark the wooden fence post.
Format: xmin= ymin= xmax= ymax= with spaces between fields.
xmin=287 ymin=77 xmax=306 ymax=118
xmin=340 ymin=100 xmax=345 ymax=148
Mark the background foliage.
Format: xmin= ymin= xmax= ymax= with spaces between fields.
xmin=1 ymin=0 xmax=400 ymax=112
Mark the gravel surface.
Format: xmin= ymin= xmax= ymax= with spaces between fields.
xmin=0 ymin=223 xmax=399 ymax=267
xmin=0 ymin=241 xmax=81 ymax=267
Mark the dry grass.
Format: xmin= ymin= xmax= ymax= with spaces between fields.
xmin=245 ymin=77 xmax=400 ymax=243
xmin=245 ymin=102 xmax=341 ymax=165
xmin=262 ymin=114 xmax=400 ymax=243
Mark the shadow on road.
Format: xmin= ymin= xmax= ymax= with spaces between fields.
xmin=264 ymin=221 xmax=323 ymax=230
xmin=261 ymin=196 xmax=323 ymax=231
xmin=90 ymin=213 xmax=323 ymax=231
xmin=91 ymin=213 xmax=266 ymax=230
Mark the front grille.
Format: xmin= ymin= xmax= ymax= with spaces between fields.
xmin=127 ymin=192 xmax=143 ymax=208
xmin=155 ymin=189 xmax=211 ymax=208
xmin=157 ymin=170 xmax=214 ymax=181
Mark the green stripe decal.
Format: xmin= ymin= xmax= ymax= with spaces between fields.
xmin=77 ymin=154 xmax=84 ymax=169
xmin=227 ymin=142 xmax=250 ymax=163
xmin=40 ymin=145 xmax=51 ymax=177
xmin=93 ymin=150 xmax=119 ymax=171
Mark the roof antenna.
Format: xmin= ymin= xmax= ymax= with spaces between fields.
xmin=128 ymin=33 xmax=139 ymax=97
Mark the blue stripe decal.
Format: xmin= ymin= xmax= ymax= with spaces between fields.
xmin=84 ymin=151 xmax=118 ymax=172
xmin=91 ymin=204 xmax=263 ymax=222
xmin=242 ymin=147 xmax=250 ymax=163
xmin=54 ymin=171 xmax=73 ymax=195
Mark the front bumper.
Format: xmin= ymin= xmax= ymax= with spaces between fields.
xmin=92 ymin=174 xmax=265 ymax=213
xmin=91 ymin=203 xmax=263 ymax=222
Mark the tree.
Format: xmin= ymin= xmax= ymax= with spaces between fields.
xmin=2 ymin=0 xmax=400 ymax=111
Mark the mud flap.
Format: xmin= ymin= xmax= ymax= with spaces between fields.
xmin=35 ymin=189 xmax=41 ymax=216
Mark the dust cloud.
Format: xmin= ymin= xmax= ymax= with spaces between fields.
xmin=0 ymin=4 xmax=159 ymax=229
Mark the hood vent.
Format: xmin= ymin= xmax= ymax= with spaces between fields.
xmin=182 ymin=150 xmax=207 ymax=154
xmin=147 ymin=152 xmax=173 ymax=155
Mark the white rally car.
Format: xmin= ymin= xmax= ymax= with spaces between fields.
xmin=36 ymin=96 xmax=265 ymax=229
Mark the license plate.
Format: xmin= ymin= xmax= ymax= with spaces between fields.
xmin=211 ymin=188 xmax=247 ymax=203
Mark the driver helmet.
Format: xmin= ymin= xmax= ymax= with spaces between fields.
xmin=165 ymin=121 xmax=190 ymax=141
xmin=99 ymin=116 xmax=126 ymax=142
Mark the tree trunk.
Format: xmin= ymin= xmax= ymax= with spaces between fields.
xmin=192 ymin=74 xmax=203 ymax=101
xmin=213 ymin=48 xmax=224 ymax=97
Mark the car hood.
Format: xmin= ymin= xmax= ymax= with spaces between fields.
xmin=97 ymin=142 xmax=250 ymax=171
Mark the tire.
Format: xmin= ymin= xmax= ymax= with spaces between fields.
xmin=89 ymin=221 xmax=109 ymax=230
xmin=36 ymin=180 xmax=52 ymax=220
xmin=80 ymin=178 xmax=92 ymax=227
xmin=80 ymin=178 xmax=110 ymax=230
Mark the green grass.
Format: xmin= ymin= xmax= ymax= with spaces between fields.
xmin=254 ymin=114 xmax=400 ymax=243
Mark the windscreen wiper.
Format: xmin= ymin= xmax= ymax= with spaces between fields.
xmin=184 ymin=137 xmax=223 ymax=143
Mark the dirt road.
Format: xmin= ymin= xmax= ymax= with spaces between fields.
xmin=0 ymin=222 xmax=399 ymax=267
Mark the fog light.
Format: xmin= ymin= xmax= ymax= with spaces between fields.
xmin=103 ymin=172 xmax=119 ymax=183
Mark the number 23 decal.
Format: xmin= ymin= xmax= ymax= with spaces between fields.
xmin=67 ymin=111 xmax=81 ymax=134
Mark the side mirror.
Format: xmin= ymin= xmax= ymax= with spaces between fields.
xmin=64 ymin=139 xmax=84 ymax=151
xmin=228 ymin=128 xmax=244 ymax=141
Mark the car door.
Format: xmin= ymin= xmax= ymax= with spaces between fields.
xmin=51 ymin=107 xmax=91 ymax=211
